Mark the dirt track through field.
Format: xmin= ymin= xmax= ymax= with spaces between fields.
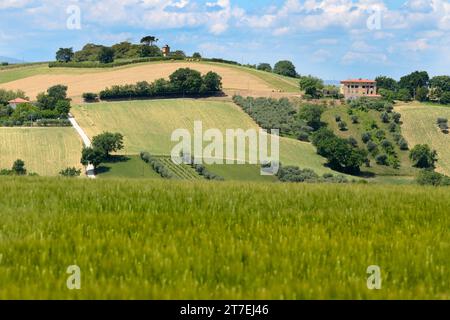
xmin=0 ymin=62 xmax=274 ymax=102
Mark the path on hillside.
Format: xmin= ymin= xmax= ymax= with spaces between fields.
xmin=68 ymin=114 xmax=96 ymax=179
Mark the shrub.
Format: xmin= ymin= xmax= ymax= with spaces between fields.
xmin=375 ymin=154 xmax=388 ymax=166
xmin=361 ymin=132 xmax=372 ymax=144
xmin=416 ymin=170 xmax=450 ymax=186
xmin=82 ymin=92 xmax=99 ymax=102
xmin=276 ymin=166 xmax=319 ymax=183
xmin=380 ymin=111 xmax=390 ymax=123
xmin=367 ymin=141 xmax=378 ymax=154
xmin=297 ymin=131 xmax=310 ymax=142
xmin=409 ymin=144 xmax=438 ymax=169
xmin=12 ymin=159 xmax=27 ymax=175
xmin=140 ymin=152 xmax=172 ymax=179
xmin=347 ymin=137 xmax=358 ymax=148
xmin=338 ymin=121 xmax=348 ymax=131
xmin=59 ymin=167 xmax=81 ymax=177
xmin=335 ymin=115 xmax=341 ymax=122
xmin=351 ymin=115 xmax=359 ymax=124
xmin=398 ymin=138 xmax=409 ymax=150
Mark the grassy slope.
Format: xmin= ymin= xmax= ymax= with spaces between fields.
xmin=96 ymin=155 xmax=162 ymax=179
xmin=397 ymin=102 xmax=450 ymax=176
xmin=322 ymin=105 xmax=417 ymax=181
xmin=205 ymin=163 xmax=277 ymax=182
xmin=0 ymin=127 xmax=82 ymax=176
xmin=0 ymin=60 xmax=299 ymax=92
xmin=71 ymin=99 xmax=336 ymax=175
xmin=0 ymin=177 xmax=448 ymax=299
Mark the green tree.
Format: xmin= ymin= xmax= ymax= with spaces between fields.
xmin=409 ymin=144 xmax=438 ymax=169
xmin=257 ymin=63 xmax=272 ymax=72
xmin=80 ymin=147 xmax=104 ymax=169
xmin=98 ymin=47 xmax=115 ymax=64
xmin=399 ymin=71 xmax=429 ymax=98
xmin=415 ymin=86 xmax=429 ymax=102
xmin=36 ymin=85 xmax=69 ymax=110
xmin=200 ymin=72 xmax=222 ymax=93
xmin=440 ymin=91 xmax=450 ymax=104
xmin=299 ymin=75 xmax=324 ymax=98
xmin=297 ymin=104 xmax=325 ymax=131
xmin=312 ymin=128 xmax=367 ymax=173
xmin=140 ymin=36 xmax=158 ymax=46
xmin=92 ymin=132 xmax=124 ymax=158
xmin=192 ymin=52 xmax=202 ymax=59
xmin=375 ymin=76 xmax=398 ymax=91
xmin=273 ymin=60 xmax=297 ymax=78
xmin=12 ymin=159 xmax=26 ymax=175
xmin=169 ymin=68 xmax=203 ymax=94
xmin=139 ymin=45 xmax=162 ymax=58
xmin=396 ymin=88 xmax=412 ymax=102
xmin=430 ymin=75 xmax=450 ymax=92
xmin=56 ymin=48 xmax=74 ymax=63
xmin=55 ymin=100 xmax=71 ymax=115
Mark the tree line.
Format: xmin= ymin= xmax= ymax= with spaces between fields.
xmin=95 ymin=68 xmax=222 ymax=101
xmin=376 ymin=71 xmax=450 ymax=104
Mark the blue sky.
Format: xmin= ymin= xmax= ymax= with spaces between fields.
xmin=0 ymin=0 xmax=449 ymax=80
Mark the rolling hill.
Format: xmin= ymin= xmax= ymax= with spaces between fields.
xmin=0 ymin=61 xmax=300 ymax=102
xmin=396 ymin=102 xmax=450 ymax=176
xmin=71 ymin=99 xmax=337 ymax=176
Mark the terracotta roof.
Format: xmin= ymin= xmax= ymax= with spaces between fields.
xmin=341 ymin=79 xmax=376 ymax=83
xmin=8 ymin=98 xmax=29 ymax=103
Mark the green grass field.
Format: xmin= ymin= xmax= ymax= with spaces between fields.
xmin=96 ymin=155 xmax=162 ymax=179
xmin=0 ymin=127 xmax=82 ymax=176
xmin=71 ymin=99 xmax=336 ymax=176
xmin=0 ymin=177 xmax=448 ymax=299
xmin=205 ymin=163 xmax=277 ymax=182
xmin=397 ymin=103 xmax=450 ymax=176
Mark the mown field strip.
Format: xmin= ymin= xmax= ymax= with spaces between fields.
xmin=397 ymin=103 xmax=450 ymax=176
xmin=0 ymin=127 xmax=83 ymax=176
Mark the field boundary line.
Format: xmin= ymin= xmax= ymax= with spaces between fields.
xmin=68 ymin=114 xmax=96 ymax=179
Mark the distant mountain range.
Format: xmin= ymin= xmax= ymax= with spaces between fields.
xmin=324 ymin=80 xmax=341 ymax=86
xmin=0 ymin=56 xmax=25 ymax=64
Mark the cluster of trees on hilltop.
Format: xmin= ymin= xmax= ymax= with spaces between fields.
xmin=376 ymin=71 xmax=450 ymax=104
xmin=253 ymin=60 xmax=298 ymax=78
xmin=0 ymin=86 xmax=71 ymax=127
xmin=55 ymin=35 xmax=186 ymax=64
xmin=97 ymin=68 xmax=222 ymax=100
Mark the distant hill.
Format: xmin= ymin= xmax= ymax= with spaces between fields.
xmin=324 ymin=80 xmax=341 ymax=86
xmin=0 ymin=56 xmax=25 ymax=64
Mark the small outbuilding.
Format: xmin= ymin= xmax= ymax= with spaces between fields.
xmin=8 ymin=98 xmax=29 ymax=109
xmin=162 ymin=45 xmax=170 ymax=57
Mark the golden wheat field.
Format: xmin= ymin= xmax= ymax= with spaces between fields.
xmin=0 ymin=62 xmax=282 ymax=102
xmin=0 ymin=127 xmax=83 ymax=176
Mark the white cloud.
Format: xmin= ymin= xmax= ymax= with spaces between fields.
xmin=342 ymin=51 xmax=388 ymax=65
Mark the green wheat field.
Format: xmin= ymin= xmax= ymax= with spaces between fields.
xmin=0 ymin=177 xmax=448 ymax=299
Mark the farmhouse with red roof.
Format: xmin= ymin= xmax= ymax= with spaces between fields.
xmin=340 ymin=79 xmax=381 ymax=100
xmin=8 ymin=98 xmax=29 ymax=109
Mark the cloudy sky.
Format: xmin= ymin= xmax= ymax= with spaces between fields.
xmin=0 ymin=0 xmax=449 ymax=80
